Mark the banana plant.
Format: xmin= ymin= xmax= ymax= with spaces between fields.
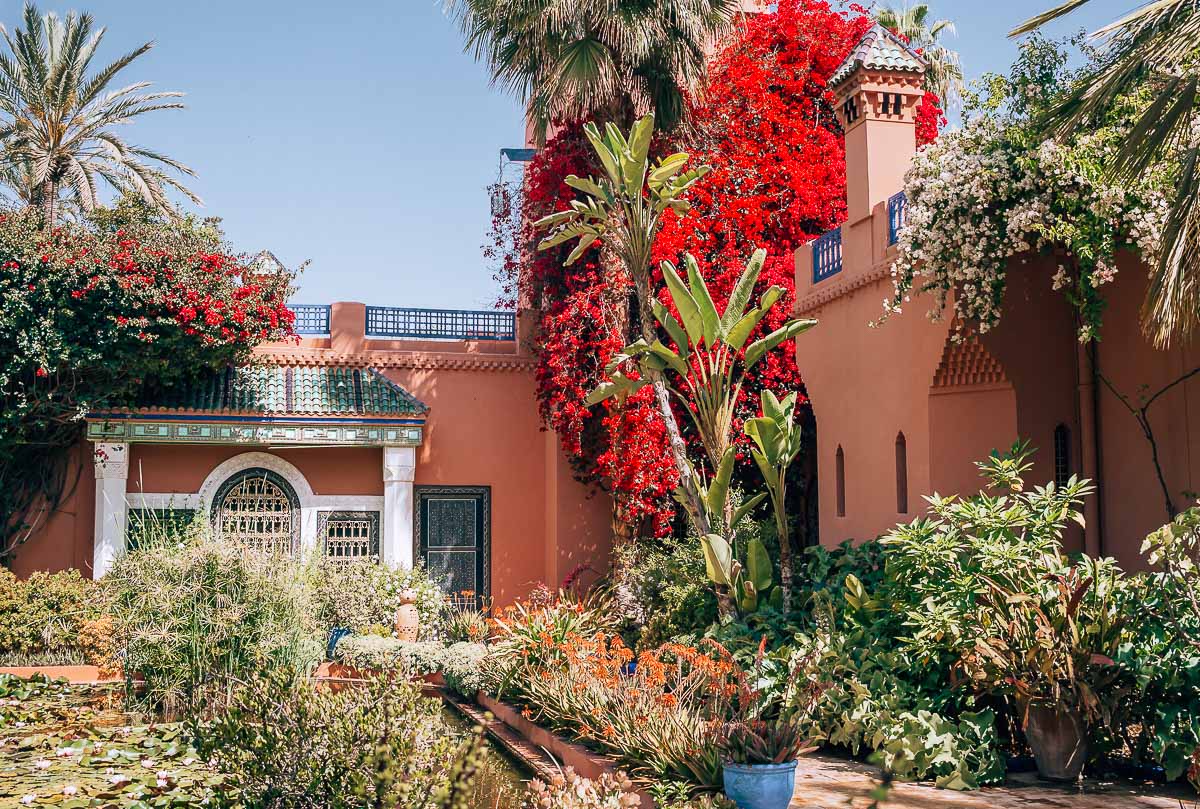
xmin=535 ymin=113 xmax=714 ymax=543
xmin=587 ymin=248 xmax=817 ymax=473
xmin=745 ymin=390 xmax=805 ymax=614
xmin=700 ymin=530 xmax=780 ymax=615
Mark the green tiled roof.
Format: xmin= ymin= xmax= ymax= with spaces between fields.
xmin=146 ymin=366 xmax=427 ymax=417
xmin=829 ymin=24 xmax=926 ymax=88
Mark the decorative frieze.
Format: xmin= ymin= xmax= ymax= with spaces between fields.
xmin=86 ymin=418 xmax=423 ymax=447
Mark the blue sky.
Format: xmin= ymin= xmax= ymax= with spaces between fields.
xmin=15 ymin=0 xmax=1134 ymax=309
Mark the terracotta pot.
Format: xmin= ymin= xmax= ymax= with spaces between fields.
xmin=394 ymin=589 xmax=420 ymax=642
xmin=1024 ymin=702 xmax=1087 ymax=781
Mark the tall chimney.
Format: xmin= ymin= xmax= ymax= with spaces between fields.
xmin=830 ymin=25 xmax=927 ymax=224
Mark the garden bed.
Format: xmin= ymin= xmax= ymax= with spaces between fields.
xmin=474 ymin=690 xmax=655 ymax=806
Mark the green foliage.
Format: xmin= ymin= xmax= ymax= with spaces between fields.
xmin=0 ymin=567 xmax=104 ymax=663
xmin=745 ymin=389 xmax=805 ymax=612
xmin=105 ymin=521 xmax=322 ymax=715
xmin=610 ymin=534 xmax=718 ymax=650
xmin=193 ymin=670 xmax=468 ymax=808
xmin=304 ymin=557 xmax=447 ymax=639
xmin=483 ymin=588 xmax=616 ymax=696
xmin=0 ymin=204 xmax=292 ymax=564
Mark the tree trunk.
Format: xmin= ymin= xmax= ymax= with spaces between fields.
xmin=40 ymin=178 xmax=55 ymax=229
xmin=776 ymin=485 xmax=792 ymax=615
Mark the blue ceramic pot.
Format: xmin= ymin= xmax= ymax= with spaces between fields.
xmin=722 ymin=761 xmax=798 ymax=809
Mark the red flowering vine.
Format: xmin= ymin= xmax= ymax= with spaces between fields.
xmin=490 ymin=0 xmax=928 ymax=537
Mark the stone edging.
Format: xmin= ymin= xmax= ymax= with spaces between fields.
xmin=474 ymin=691 xmax=655 ymax=807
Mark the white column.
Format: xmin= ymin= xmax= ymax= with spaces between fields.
xmin=382 ymin=446 xmax=416 ymax=568
xmin=92 ymin=442 xmax=129 ymax=578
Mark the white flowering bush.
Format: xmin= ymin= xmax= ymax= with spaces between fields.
xmin=882 ymin=37 xmax=1171 ymax=342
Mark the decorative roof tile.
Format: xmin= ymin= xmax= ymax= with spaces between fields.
xmin=829 ymin=24 xmax=926 ymax=89
xmin=145 ymin=366 xmax=427 ymax=417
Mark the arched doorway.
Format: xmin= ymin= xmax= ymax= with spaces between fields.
xmin=211 ymin=468 xmax=300 ymax=556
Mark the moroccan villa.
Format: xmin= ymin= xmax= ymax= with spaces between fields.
xmin=12 ymin=23 xmax=1195 ymax=592
xmin=14 ymin=301 xmax=612 ymax=604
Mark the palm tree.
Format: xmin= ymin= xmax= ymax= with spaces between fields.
xmin=1011 ymin=1 xmax=1200 ymax=348
xmin=445 ymin=0 xmax=742 ymax=143
xmin=876 ymin=3 xmax=964 ymax=107
xmin=0 ymin=3 xmax=199 ymax=226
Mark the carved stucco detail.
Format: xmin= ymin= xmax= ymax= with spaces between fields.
xmin=931 ymin=330 xmax=1008 ymax=389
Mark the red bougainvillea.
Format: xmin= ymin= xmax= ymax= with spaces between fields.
xmin=915 ymin=91 xmax=946 ymax=147
xmin=491 ymin=0 xmax=938 ymax=536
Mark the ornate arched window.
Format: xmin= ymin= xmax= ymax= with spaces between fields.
xmin=212 ymin=468 xmax=299 ymax=556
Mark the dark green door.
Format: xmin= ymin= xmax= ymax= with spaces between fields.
xmin=415 ymin=486 xmax=490 ymax=599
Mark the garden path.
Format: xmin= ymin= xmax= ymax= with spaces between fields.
xmin=790 ymin=754 xmax=1193 ymax=808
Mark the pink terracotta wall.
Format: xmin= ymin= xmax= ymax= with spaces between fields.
xmin=794 ymin=62 xmax=1200 ymax=568
xmin=794 ymin=221 xmax=951 ymax=543
xmin=11 ymin=442 xmax=95 ymax=578
xmin=1091 ymin=254 xmax=1200 ymax=566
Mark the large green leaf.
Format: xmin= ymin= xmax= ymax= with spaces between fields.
xmin=565 ymin=234 xmax=598 ymax=265
xmin=585 ymin=373 xmax=646 ymax=405
xmin=731 ymin=492 xmax=767 ymax=526
xmin=646 ymin=340 xmax=688 ymax=377
xmin=684 ymin=253 xmax=720 ymax=346
xmin=583 ymin=122 xmax=620 ymax=185
xmin=649 ymin=152 xmax=689 ymax=189
xmin=707 ymin=448 xmax=736 ymax=520
xmin=726 ymin=307 xmax=767 ymax=351
xmin=721 ymin=248 xmax=766 ymax=334
xmin=700 ymin=533 xmax=733 ymax=586
xmin=661 ymin=260 xmax=704 ymax=346
xmin=744 ymin=319 xmax=818 ymax=369
xmin=564 ymin=175 xmax=605 ymax=199
xmin=652 ymin=300 xmax=691 ymax=362
xmin=746 ymin=537 xmax=773 ymax=593
xmin=626 ymin=114 xmax=654 ymax=191
xmin=749 ymin=446 xmax=779 ymax=489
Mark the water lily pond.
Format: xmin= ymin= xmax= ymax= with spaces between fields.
xmin=0 ymin=675 xmax=527 ymax=808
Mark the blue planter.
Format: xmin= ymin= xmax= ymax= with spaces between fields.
xmin=722 ymin=761 xmax=798 ymax=809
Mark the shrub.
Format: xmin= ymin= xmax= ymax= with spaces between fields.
xmin=106 ymin=522 xmax=322 ymax=715
xmin=609 ymin=534 xmax=717 ymax=650
xmin=193 ymin=670 xmax=467 ymax=808
xmin=0 ymin=203 xmax=294 ymax=565
xmin=305 ymin=558 xmax=446 ymax=639
xmin=442 ymin=642 xmax=489 ymax=698
xmin=491 ymin=628 xmax=736 ymax=786
xmin=335 ymin=637 xmax=448 ymax=676
xmin=444 ymin=594 xmax=491 ymax=643
xmin=483 ymin=586 xmax=616 ymax=691
xmin=0 ymin=567 xmax=105 ymax=664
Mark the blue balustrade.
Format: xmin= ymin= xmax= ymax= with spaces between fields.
xmin=365 ymin=306 xmax=516 ymax=341
xmin=289 ymin=304 xmax=331 ymax=335
xmin=812 ymin=227 xmax=843 ymax=283
xmin=888 ymin=191 xmax=908 ymax=246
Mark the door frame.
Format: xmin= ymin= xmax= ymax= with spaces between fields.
xmin=413 ymin=485 xmax=491 ymax=599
